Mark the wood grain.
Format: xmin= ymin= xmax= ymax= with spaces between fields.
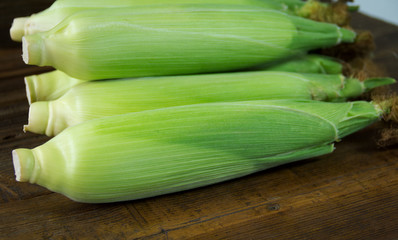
xmin=0 ymin=4 xmax=397 ymax=240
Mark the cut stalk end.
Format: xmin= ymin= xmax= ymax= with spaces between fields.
xmin=10 ymin=17 xmax=28 ymax=42
xmin=22 ymin=36 xmax=30 ymax=64
xmin=24 ymin=101 xmax=50 ymax=135
xmin=24 ymin=75 xmax=38 ymax=104
xmin=22 ymin=35 xmax=43 ymax=65
xmin=12 ymin=149 xmax=35 ymax=182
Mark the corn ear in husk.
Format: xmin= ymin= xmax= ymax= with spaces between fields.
xmin=10 ymin=0 xmax=318 ymax=41
xmin=13 ymin=99 xmax=385 ymax=203
xmin=23 ymin=71 xmax=395 ymax=136
xmin=24 ymin=54 xmax=344 ymax=104
xmin=22 ymin=4 xmax=356 ymax=80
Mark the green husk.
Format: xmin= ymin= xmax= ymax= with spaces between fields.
xmin=13 ymin=99 xmax=384 ymax=203
xmin=22 ymin=4 xmax=356 ymax=80
xmin=24 ymin=70 xmax=86 ymax=104
xmin=10 ymin=0 xmax=312 ymax=42
xmin=24 ymin=71 xmax=395 ymax=136
xmin=24 ymin=55 xmax=344 ymax=104
xmin=261 ymin=54 xmax=343 ymax=74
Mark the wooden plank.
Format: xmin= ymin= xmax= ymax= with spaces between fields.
xmin=0 ymin=49 xmax=53 ymax=79
xmin=0 ymin=194 xmax=145 ymax=240
xmin=0 ymin=137 xmax=398 ymax=239
xmin=0 ymin=74 xmax=51 ymax=203
xmin=163 ymin=164 xmax=398 ymax=239
xmin=1 ymin=133 xmax=396 ymax=239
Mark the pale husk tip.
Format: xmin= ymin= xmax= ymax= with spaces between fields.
xmin=10 ymin=17 xmax=28 ymax=42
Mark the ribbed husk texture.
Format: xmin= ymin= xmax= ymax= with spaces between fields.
xmin=10 ymin=0 xmax=308 ymax=41
xmin=22 ymin=4 xmax=355 ymax=80
xmin=13 ymin=100 xmax=383 ymax=203
xmin=23 ymin=71 xmax=394 ymax=136
xmin=24 ymin=54 xmax=344 ymax=104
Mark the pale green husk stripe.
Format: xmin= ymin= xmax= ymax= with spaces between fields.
xmin=22 ymin=4 xmax=355 ymax=80
xmin=13 ymin=100 xmax=383 ymax=203
xmin=23 ymin=71 xmax=395 ymax=136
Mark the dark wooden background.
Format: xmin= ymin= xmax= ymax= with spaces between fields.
xmin=1 ymin=1 xmax=398 ymax=239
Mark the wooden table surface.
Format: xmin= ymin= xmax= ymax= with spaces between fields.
xmin=1 ymin=3 xmax=398 ymax=239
